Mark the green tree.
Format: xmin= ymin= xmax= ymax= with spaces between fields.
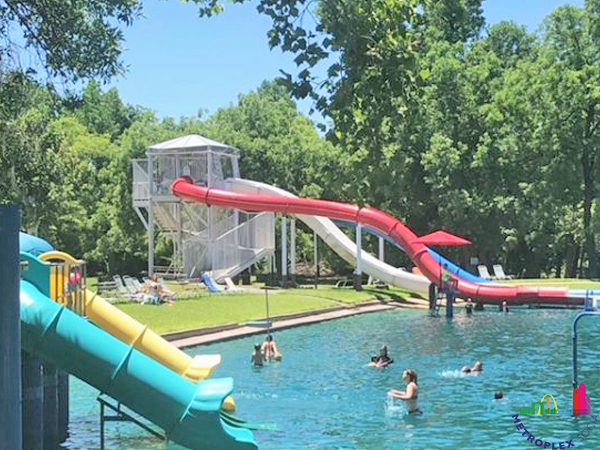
xmin=0 ymin=0 xmax=142 ymax=80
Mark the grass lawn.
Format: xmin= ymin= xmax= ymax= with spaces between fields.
xmin=496 ymin=278 xmax=600 ymax=289
xmin=116 ymin=285 xmax=411 ymax=334
xmin=110 ymin=277 xmax=600 ymax=335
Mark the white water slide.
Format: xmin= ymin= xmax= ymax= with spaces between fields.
xmin=226 ymin=178 xmax=430 ymax=294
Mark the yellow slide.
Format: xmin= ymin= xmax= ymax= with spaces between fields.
xmin=39 ymin=251 xmax=235 ymax=410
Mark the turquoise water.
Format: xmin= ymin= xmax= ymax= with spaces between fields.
xmin=63 ymin=308 xmax=600 ymax=449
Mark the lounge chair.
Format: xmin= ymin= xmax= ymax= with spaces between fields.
xmin=477 ymin=265 xmax=494 ymax=280
xmin=493 ymin=264 xmax=514 ymax=280
xmin=224 ymin=277 xmax=242 ymax=292
xmin=112 ymin=275 xmax=143 ymax=301
xmin=123 ymin=275 xmax=142 ymax=293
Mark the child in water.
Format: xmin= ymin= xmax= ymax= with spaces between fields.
xmin=251 ymin=343 xmax=265 ymax=367
xmin=369 ymin=345 xmax=394 ymax=367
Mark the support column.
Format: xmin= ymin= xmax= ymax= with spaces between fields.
xmin=57 ymin=371 xmax=69 ymax=443
xmin=43 ymin=364 xmax=59 ymax=449
xmin=290 ymin=219 xmax=296 ymax=285
xmin=313 ymin=231 xmax=319 ymax=289
xmin=22 ymin=352 xmax=44 ymax=450
xmin=354 ymin=224 xmax=363 ymax=291
xmin=281 ymin=216 xmax=288 ymax=286
xmin=428 ymin=284 xmax=437 ymax=312
xmin=148 ymin=154 xmax=155 ymax=277
xmin=0 ymin=205 xmax=22 ymax=450
xmin=379 ymin=237 xmax=385 ymax=262
xmin=446 ymin=289 xmax=455 ymax=319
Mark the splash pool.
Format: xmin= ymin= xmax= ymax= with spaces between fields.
xmin=63 ymin=307 xmax=600 ymax=449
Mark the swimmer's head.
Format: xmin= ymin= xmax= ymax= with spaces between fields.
xmin=402 ymin=369 xmax=418 ymax=384
xmin=254 ymin=343 xmax=261 ymax=351
xmin=266 ymin=335 xmax=273 ymax=342
xmin=495 ymin=391 xmax=504 ymax=400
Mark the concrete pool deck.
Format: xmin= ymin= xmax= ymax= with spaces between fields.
xmin=165 ymin=298 xmax=429 ymax=349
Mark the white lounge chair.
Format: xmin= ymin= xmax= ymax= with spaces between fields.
xmin=493 ymin=264 xmax=514 ymax=280
xmin=224 ymin=277 xmax=242 ymax=292
xmin=113 ymin=275 xmax=143 ymax=301
xmin=477 ymin=265 xmax=494 ymax=280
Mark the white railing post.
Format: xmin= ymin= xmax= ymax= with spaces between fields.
xmin=281 ymin=216 xmax=288 ymax=285
xmin=290 ymin=219 xmax=296 ymax=284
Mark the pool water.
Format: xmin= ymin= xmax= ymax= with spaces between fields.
xmin=63 ymin=308 xmax=600 ymax=449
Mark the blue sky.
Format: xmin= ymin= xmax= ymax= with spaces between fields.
xmin=108 ymin=0 xmax=584 ymax=119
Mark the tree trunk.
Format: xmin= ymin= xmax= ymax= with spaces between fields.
xmin=582 ymin=152 xmax=597 ymax=277
xmin=564 ymin=236 xmax=579 ymax=278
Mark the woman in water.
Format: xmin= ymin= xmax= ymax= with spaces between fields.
xmin=388 ymin=369 xmax=422 ymax=414
xmin=369 ymin=345 xmax=393 ymax=367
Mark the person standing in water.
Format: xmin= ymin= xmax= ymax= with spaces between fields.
xmin=251 ymin=343 xmax=265 ymax=367
xmin=465 ymin=299 xmax=474 ymax=315
xmin=261 ymin=334 xmax=282 ymax=360
xmin=388 ymin=369 xmax=422 ymax=414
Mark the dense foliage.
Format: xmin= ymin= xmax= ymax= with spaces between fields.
xmin=2 ymin=0 xmax=600 ymax=279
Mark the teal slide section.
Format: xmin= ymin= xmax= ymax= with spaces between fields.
xmin=20 ymin=280 xmax=257 ymax=450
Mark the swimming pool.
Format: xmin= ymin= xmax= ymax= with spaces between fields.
xmin=63 ymin=308 xmax=600 ymax=449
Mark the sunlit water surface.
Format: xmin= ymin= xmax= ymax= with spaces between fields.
xmin=62 ymin=308 xmax=600 ymax=449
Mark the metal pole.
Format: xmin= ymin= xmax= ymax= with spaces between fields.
xmin=570 ymin=310 xmax=600 ymax=389
xmin=378 ymin=236 xmax=384 ymax=262
xmin=22 ymin=351 xmax=44 ymax=449
xmin=265 ymin=287 xmax=271 ymax=334
xmin=281 ymin=216 xmax=288 ymax=285
xmin=148 ymin=153 xmax=155 ymax=277
xmin=354 ymin=224 xmax=363 ymax=291
xmin=290 ymin=219 xmax=296 ymax=284
xmin=0 ymin=204 xmax=22 ymax=450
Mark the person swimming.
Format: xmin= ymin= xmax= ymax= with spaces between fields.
xmin=388 ymin=369 xmax=422 ymax=414
xmin=369 ymin=345 xmax=394 ymax=367
xmin=461 ymin=360 xmax=483 ymax=374
xmin=495 ymin=390 xmax=504 ymax=400
xmin=251 ymin=343 xmax=265 ymax=367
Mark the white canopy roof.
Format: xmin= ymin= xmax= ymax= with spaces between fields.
xmin=147 ymin=134 xmax=237 ymax=155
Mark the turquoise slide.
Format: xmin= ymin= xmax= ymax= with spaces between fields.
xmin=20 ymin=279 xmax=257 ymax=450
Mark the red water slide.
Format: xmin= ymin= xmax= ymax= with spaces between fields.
xmin=172 ymin=178 xmax=581 ymax=306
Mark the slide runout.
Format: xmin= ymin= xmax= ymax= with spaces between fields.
xmin=172 ymin=178 xmax=581 ymax=306
xmin=20 ymin=280 xmax=256 ymax=450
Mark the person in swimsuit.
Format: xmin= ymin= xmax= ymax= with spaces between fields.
xmin=461 ymin=360 xmax=483 ymax=374
xmin=251 ymin=343 xmax=265 ymax=366
xmin=388 ymin=369 xmax=422 ymax=414
xmin=261 ymin=334 xmax=282 ymax=360
xmin=369 ymin=345 xmax=394 ymax=367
